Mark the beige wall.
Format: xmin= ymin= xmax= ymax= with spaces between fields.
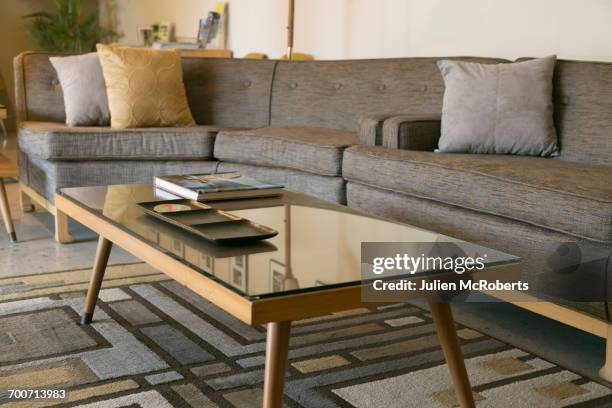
xmin=105 ymin=0 xmax=612 ymax=61
xmin=0 ymin=0 xmax=97 ymax=130
xmin=364 ymin=0 xmax=612 ymax=61
xmin=0 ymin=0 xmax=54 ymax=129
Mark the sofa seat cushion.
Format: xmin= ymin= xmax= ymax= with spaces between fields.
xmin=19 ymin=121 xmax=226 ymax=161
xmin=343 ymin=145 xmax=612 ymax=243
xmin=214 ymin=127 xmax=359 ymax=176
xmin=217 ymin=162 xmax=346 ymax=204
xmin=23 ymin=155 xmax=219 ymax=204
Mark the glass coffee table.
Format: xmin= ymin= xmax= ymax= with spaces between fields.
xmin=56 ymin=184 xmax=519 ymax=408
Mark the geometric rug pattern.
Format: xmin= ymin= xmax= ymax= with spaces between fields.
xmin=1 ymin=264 xmax=612 ymax=407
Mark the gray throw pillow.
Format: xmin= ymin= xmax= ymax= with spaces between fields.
xmin=437 ymin=56 xmax=558 ymax=156
xmin=50 ymin=53 xmax=110 ymax=127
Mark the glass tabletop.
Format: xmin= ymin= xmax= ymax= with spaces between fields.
xmin=59 ymin=184 xmax=519 ymax=300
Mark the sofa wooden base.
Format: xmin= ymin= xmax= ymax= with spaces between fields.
xmin=600 ymin=325 xmax=612 ymax=382
xmin=518 ymin=301 xmax=612 ymax=382
xmin=19 ymin=181 xmax=74 ymax=243
xmin=485 ymin=290 xmax=612 ymax=381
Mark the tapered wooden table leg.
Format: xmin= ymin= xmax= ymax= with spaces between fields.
xmin=263 ymin=321 xmax=291 ymax=408
xmin=0 ymin=178 xmax=16 ymax=242
xmin=429 ymin=301 xmax=475 ymax=408
xmin=82 ymin=236 xmax=112 ymax=325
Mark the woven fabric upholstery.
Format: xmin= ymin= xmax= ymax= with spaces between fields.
xmin=181 ymin=57 xmax=276 ymax=128
xmin=381 ymin=113 xmax=441 ymax=150
xmin=217 ymin=162 xmax=346 ymax=204
xmin=343 ymin=145 xmax=612 ymax=243
xmin=13 ymin=53 xmax=612 ymax=164
xmin=49 ymin=53 xmax=110 ymax=127
xmin=436 ymin=56 xmax=558 ymax=156
xmin=215 ymin=127 xmax=359 ymax=176
xmin=346 ymin=181 xmax=611 ymax=321
xmin=269 ymin=57 xmax=506 ymax=130
xmin=14 ymin=52 xmax=72 ymax=123
xmin=23 ymin=156 xmax=219 ymax=203
xmin=358 ymin=114 xmax=395 ymax=146
xmin=13 ymin=52 xmax=275 ymax=128
xmin=19 ymin=122 xmax=223 ymax=160
xmin=553 ymin=60 xmax=612 ymax=165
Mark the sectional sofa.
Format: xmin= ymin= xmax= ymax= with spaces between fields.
xmin=14 ymin=52 xmax=612 ymax=378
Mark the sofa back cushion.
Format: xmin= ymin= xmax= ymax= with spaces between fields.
xmin=181 ymin=57 xmax=276 ymax=128
xmin=15 ymin=52 xmax=70 ymax=123
xmin=269 ymin=57 xmax=506 ymax=131
xmin=14 ymin=52 xmax=276 ymax=129
xmin=553 ymin=60 xmax=612 ymax=165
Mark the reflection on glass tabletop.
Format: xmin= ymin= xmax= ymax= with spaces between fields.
xmin=59 ymin=184 xmax=519 ymax=299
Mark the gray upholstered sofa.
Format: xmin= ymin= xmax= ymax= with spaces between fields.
xmin=14 ymin=52 xmax=612 ymax=376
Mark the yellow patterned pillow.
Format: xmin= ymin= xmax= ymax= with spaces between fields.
xmin=96 ymin=44 xmax=195 ymax=129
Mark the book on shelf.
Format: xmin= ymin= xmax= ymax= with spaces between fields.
xmin=152 ymin=42 xmax=201 ymax=50
xmin=154 ymin=172 xmax=283 ymax=201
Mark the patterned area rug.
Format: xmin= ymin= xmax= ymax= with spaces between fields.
xmin=1 ymin=264 xmax=611 ymax=408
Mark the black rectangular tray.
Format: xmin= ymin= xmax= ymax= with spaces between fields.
xmin=137 ymin=199 xmax=278 ymax=244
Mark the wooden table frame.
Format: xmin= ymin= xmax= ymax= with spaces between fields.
xmin=56 ymin=192 xmax=479 ymax=408
xmin=0 ymin=106 xmax=7 ymax=144
xmin=0 ymin=155 xmax=18 ymax=242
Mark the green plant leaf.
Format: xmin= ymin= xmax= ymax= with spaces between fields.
xmin=23 ymin=0 xmax=119 ymax=52
xmin=22 ymin=12 xmax=54 ymax=20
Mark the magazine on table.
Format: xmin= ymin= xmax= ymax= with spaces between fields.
xmin=154 ymin=172 xmax=283 ymax=201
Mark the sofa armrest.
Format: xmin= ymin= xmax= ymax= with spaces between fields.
xmin=358 ymin=113 xmax=398 ymax=146
xmin=382 ymin=113 xmax=441 ymax=150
